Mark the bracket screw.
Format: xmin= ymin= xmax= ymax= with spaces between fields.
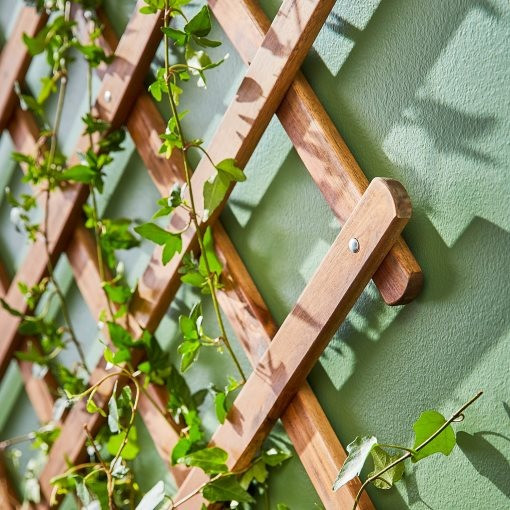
xmin=104 ymin=90 xmax=112 ymax=103
xmin=348 ymin=238 xmax=360 ymax=253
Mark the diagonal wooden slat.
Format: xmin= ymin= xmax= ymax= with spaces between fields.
xmin=132 ymin=0 xmax=338 ymax=330
xmin=174 ymin=178 xmax=411 ymax=508
xmin=0 ymin=1 xmax=421 ymax=508
xmin=214 ymin=226 xmax=374 ymax=509
xmin=0 ymin=6 xmax=47 ymax=132
xmin=0 ymin=0 xmax=163 ymax=380
xmin=209 ymin=0 xmax=422 ymax=305
xmin=35 ymin=2 xmax=374 ymax=501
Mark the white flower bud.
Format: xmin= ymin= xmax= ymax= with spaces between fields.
xmin=9 ymin=207 xmax=22 ymax=228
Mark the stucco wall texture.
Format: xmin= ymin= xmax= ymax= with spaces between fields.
xmin=0 ymin=0 xmax=508 ymax=509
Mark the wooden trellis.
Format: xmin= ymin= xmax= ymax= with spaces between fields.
xmin=0 ymin=0 xmax=423 ymax=508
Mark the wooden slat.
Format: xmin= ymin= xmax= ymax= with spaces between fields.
xmin=132 ymin=0 xmax=338 ymax=331
xmin=173 ymin=177 xmax=411 ymax=508
xmin=214 ymin=225 xmax=374 ymax=509
xmin=0 ymin=6 xmax=47 ymax=132
xmin=208 ymin=0 xmax=423 ymax=305
xmin=6 ymin=105 xmax=184 ymax=489
xmin=0 ymin=2 xmax=163 ymax=380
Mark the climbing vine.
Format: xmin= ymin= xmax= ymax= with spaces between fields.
xmin=1 ymin=0 xmax=291 ymax=508
xmin=332 ymin=391 xmax=483 ymax=510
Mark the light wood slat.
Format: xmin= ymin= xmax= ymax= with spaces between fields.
xmin=0 ymin=7 xmax=47 ymax=132
xmin=132 ymin=0 xmax=338 ymax=331
xmin=214 ymin=225 xmax=374 ymax=509
xmin=0 ymin=3 xmax=163 ymax=380
xmin=91 ymin=9 xmax=367 ymax=500
xmin=34 ymin=4 xmax=371 ymax=504
xmin=208 ymin=0 xmax=423 ymax=305
xmin=94 ymin=0 xmax=162 ymax=127
xmin=174 ymin=177 xmax=411 ymax=508
xmin=7 ymin=106 xmax=184 ymax=488
xmin=36 ymin=5 xmax=341 ymax=481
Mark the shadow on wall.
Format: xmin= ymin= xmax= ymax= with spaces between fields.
xmin=457 ymin=429 xmax=510 ymax=499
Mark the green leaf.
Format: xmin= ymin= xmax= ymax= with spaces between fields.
xmin=184 ymin=6 xmax=212 ymax=37
xmin=216 ymin=158 xmax=245 ymax=182
xmin=38 ymin=76 xmax=57 ymax=104
xmin=181 ymin=271 xmax=206 ymax=288
xmin=171 ymin=437 xmax=192 ymax=465
xmin=107 ymin=427 xmax=139 ymax=460
xmin=103 ymin=282 xmax=132 ymax=304
xmin=58 ymin=165 xmax=96 ymax=184
xmin=202 ymin=475 xmax=255 ymax=503
xmin=194 ymin=36 xmax=222 ymax=48
xmin=139 ymin=6 xmax=157 ymax=14
xmin=199 ymin=226 xmax=222 ymax=276
xmin=162 ymin=234 xmax=182 ymax=264
xmin=214 ymin=392 xmax=227 ymax=424
xmin=148 ymin=80 xmax=162 ymax=101
xmin=135 ymin=222 xmax=174 ymax=245
xmin=412 ymin=410 xmax=456 ymax=462
xmin=86 ymin=394 xmax=106 ymax=418
xmin=107 ymin=322 xmax=136 ymax=349
xmin=368 ymin=445 xmax=404 ymax=489
xmin=182 ymin=447 xmax=228 ymax=474
xmin=332 ymin=436 xmax=378 ymax=492
xmin=179 ymin=314 xmax=198 ymax=340
xmin=203 ymin=171 xmax=230 ymax=216
xmin=135 ymin=480 xmax=165 ymax=510
xmin=240 ymin=459 xmax=268 ymax=489
xmin=178 ymin=339 xmax=201 ymax=372
xmin=261 ymin=447 xmax=292 ymax=467
xmin=161 ymin=26 xmax=188 ymax=46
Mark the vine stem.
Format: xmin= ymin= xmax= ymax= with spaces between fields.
xmin=42 ymin=0 xmax=89 ymax=374
xmin=351 ymin=391 xmax=483 ymax=510
xmin=163 ymin=4 xmax=246 ymax=383
xmin=164 ymin=474 xmax=222 ymax=509
xmin=84 ymin=424 xmax=114 ymax=510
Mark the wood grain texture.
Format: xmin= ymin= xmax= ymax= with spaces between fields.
xmin=132 ymin=0 xmax=337 ymax=331
xmin=215 ymin=224 xmax=374 ymax=509
xmin=173 ymin=178 xmax=411 ymax=508
xmin=208 ymin=0 xmax=423 ymax=305
xmin=94 ymin=0 xmax=163 ymax=127
xmin=0 ymin=6 xmax=47 ymax=132
xmin=0 ymin=3 xmax=162 ymax=380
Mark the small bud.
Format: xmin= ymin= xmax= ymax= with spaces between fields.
xmin=97 ymin=320 xmax=104 ymax=330
xmin=116 ymin=261 xmax=125 ymax=275
xmin=10 ymin=207 xmax=22 ymax=228
xmin=83 ymin=10 xmax=93 ymax=20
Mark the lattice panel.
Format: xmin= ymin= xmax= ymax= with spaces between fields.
xmin=0 ymin=1 xmax=422 ymax=509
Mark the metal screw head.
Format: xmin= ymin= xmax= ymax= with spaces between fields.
xmin=103 ymin=90 xmax=112 ymax=103
xmin=348 ymin=237 xmax=360 ymax=253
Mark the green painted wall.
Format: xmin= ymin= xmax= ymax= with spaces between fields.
xmin=0 ymin=0 xmax=508 ymax=508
